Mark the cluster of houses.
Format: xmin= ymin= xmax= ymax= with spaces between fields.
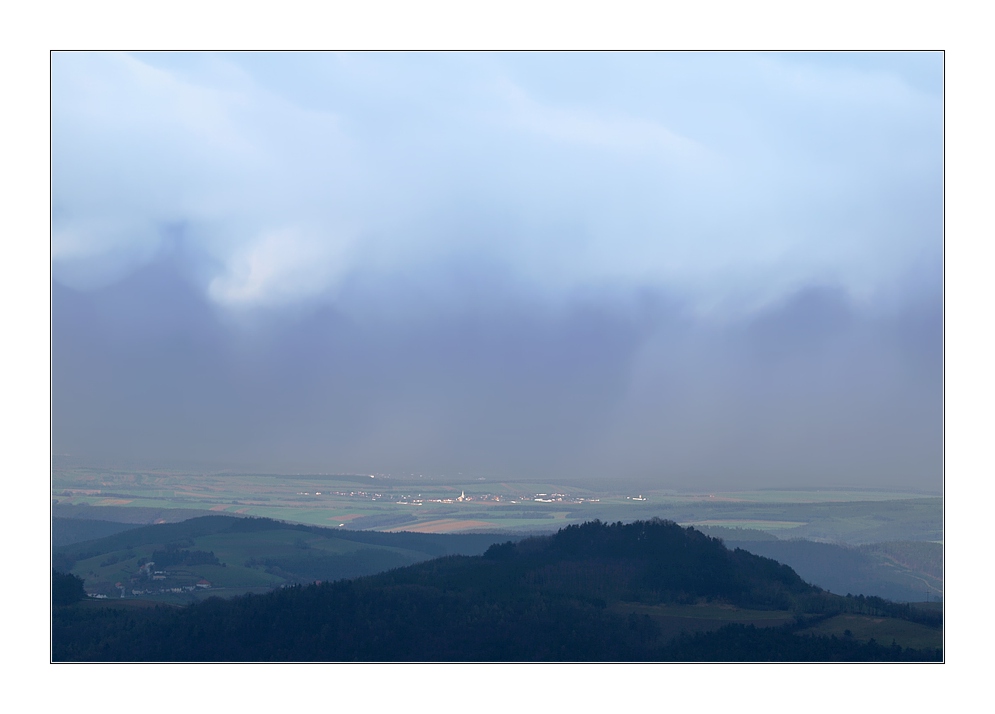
xmin=92 ymin=574 xmax=214 ymax=599
xmin=126 ymin=580 xmax=211 ymax=597
xmin=325 ymin=488 xmax=606 ymax=505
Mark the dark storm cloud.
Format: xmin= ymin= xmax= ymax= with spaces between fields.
xmin=53 ymin=251 xmax=941 ymax=490
xmin=51 ymin=52 xmax=943 ymax=490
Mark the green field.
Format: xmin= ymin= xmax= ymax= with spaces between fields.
xmin=707 ymin=489 xmax=938 ymax=503
xmin=609 ymin=601 xmax=798 ymax=644
xmin=796 ymin=613 xmax=942 ymax=651
xmin=54 ymin=515 xmax=510 ymax=603
xmin=682 ymin=519 xmax=807 ymax=531
xmin=615 ymin=602 xmax=942 ymax=652
xmin=614 ymin=601 xmax=797 ymax=623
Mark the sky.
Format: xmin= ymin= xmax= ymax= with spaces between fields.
xmin=51 ymin=51 xmax=943 ymax=490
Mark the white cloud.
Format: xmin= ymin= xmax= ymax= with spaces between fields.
xmin=51 ymin=52 xmax=942 ymax=318
xmin=207 ymin=224 xmax=354 ymax=307
xmin=52 ymin=51 xmax=358 ymax=300
xmin=499 ymin=79 xmax=703 ymax=158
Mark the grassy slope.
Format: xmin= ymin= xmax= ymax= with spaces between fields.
xmin=55 ymin=515 xmax=512 ymax=601
xmin=796 ymin=613 xmax=942 ymax=650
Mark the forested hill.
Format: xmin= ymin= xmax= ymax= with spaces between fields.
xmin=53 ymin=519 xmax=942 ymax=661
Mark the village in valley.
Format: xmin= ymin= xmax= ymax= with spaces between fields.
xmin=298 ymin=487 xmax=605 ymax=506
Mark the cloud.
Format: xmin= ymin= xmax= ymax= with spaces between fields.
xmin=52 ymin=51 xmax=359 ymax=299
xmin=52 ymin=52 xmax=943 ymax=317
xmin=50 ymin=53 xmax=943 ymax=489
xmin=499 ymin=78 xmax=703 ymax=158
xmin=52 ymin=263 xmax=942 ymax=490
xmin=206 ymin=224 xmax=355 ymax=307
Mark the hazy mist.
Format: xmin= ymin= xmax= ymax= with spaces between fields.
xmin=52 ymin=52 xmax=942 ymax=490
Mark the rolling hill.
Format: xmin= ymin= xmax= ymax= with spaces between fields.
xmin=53 ymin=514 xmax=513 ymax=602
xmin=726 ymin=538 xmax=942 ymax=603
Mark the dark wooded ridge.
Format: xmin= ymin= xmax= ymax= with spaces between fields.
xmin=52 ymin=518 xmax=941 ymax=661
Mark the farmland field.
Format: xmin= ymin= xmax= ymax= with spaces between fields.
xmin=52 ymin=464 xmax=941 ymax=545
xmin=682 ymin=520 xmax=807 ymax=531
xmin=610 ymin=602 xmax=797 ymax=643
xmin=796 ymin=613 xmax=942 ymax=651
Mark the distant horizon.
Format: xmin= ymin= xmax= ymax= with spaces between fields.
xmin=51 ymin=453 xmax=942 ymax=497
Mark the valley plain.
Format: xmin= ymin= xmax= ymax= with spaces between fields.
xmin=53 ymin=463 xmax=940 ymax=541
xmin=52 ymin=463 xmax=943 ymax=605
